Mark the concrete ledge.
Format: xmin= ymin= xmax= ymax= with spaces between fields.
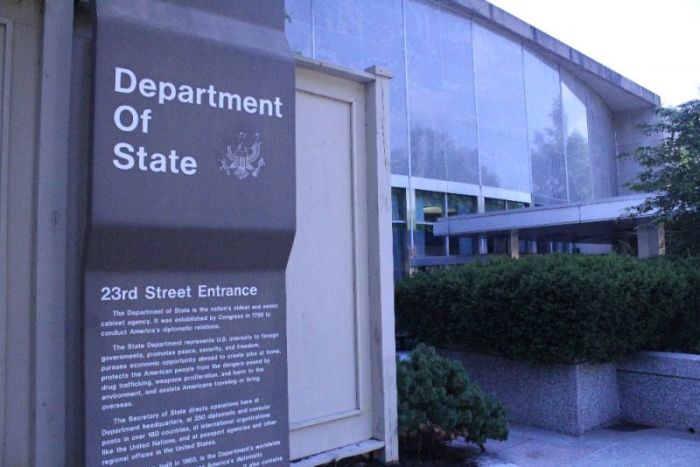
xmin=618 ymin=351 xmax=700 ymax=380
xmin=618 ymin=352 xmax=700 ymax=432
xmin=441 ymin=350 xmax=619 ymax=436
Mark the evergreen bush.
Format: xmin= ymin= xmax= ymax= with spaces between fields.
xmin=397 ymin=344 xmax=508 ymax=453
xmin=651 ymin=257 xmax=700 ymax=354
xmin=396 ymin=255 xmax=690 ymax=364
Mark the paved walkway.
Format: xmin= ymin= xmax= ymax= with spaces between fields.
xmin=459 ymin=423 xmax=700 ymax=466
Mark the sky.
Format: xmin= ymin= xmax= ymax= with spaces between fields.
xmin=488 ymin=0 xmax=700 ymax=106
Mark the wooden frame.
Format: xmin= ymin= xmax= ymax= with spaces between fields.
xmin=290 ymin=58 xmax=398 ymax=464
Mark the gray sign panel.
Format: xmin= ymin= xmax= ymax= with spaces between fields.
xmin=85 ymin=1 xmax=295 ymax=465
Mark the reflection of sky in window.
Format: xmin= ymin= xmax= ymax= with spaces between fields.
xmin=295 ymin=0 xmax=410 ymax=175
xmin=406 ymin=0 xmax=478 ymax=183
xmin=587 ymin=91 xmax=617 ymax=198
xmin=562 ymin=82 xmax=588 ymax=142
xmin=523 ymin=50 xmax=567 ymax=204
xmin=523 ymin=50 xmax=563 ymax=154
xmin=561 ymin=75 xmax=592 ymax=201
xmin=473 ymin=23 xmax=530 ymax=192
xmin=284 ymin=0 xmax=621 ymax=200
xmin=285 ymin=0 xmax=313 ymax=56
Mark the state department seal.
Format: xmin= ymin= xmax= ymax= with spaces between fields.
xmin=219 ymin=132 xmax=265 ymax=179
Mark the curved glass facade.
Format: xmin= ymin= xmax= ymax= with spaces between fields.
xmin=286 ymin=0 xmax=622 ymax=274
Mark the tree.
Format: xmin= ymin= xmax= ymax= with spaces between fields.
xmin=625 ymin=99 xmax=700 ymax=255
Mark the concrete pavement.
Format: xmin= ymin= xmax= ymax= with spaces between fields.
xmin=456 ymin=422 xmax=700 ymax=466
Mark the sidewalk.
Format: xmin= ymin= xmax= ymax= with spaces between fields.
xmin=463 ymin=422 xmax=700 ymax=466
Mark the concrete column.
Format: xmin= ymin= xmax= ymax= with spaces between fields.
xmin=478 ymin=234 xmax=488 ymax=255
xmin=509 ymin=230 xmax=519 ymax=259
xmin=637 ymin=222 xmax=665 ymax=258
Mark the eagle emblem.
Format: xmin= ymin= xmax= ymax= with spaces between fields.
xmin=219 ymin=132 xmax=265 ymax=179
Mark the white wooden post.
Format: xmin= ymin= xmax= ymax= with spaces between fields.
xmin=364 ymin=65 xmax=399 ymax=463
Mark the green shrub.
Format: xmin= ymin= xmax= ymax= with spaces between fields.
xmin=397 ymin=344 xmax=508 ymax=453
xmin=396 ymin=255 xmax=688 ymax=364
xmin=651 ymin=257 xmax=700 ymax=354
xmin=395 ymin=265 xmax=478 ymax=348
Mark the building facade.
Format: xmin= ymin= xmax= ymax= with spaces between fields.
xmin=284 ymin=0 xmax=661 ymax=278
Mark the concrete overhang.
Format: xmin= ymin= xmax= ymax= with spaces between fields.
xmin=437 ymin=0 xmax=661 ymax=111
xmin=434 ymin=194 xmax=653 ymax=242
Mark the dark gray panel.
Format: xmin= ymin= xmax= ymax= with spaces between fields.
xmin=86 ymin=2 xmax=294 ymax=465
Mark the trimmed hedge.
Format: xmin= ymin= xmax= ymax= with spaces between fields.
xmin=397 ymin=344 xmax=508 ymax=452
xmin=396 ymin=255 xmax=698 ymax=364
xmin=652 ymin=257 xmax=700 ymax=354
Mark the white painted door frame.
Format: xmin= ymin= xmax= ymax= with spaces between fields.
xmin=288 ymin=58 xmax=397 ymax=465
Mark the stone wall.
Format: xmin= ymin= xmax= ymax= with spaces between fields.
xmin=439 ymin=350 xmax=620 ymax=436
xmin=442 ymin=349 xmax=700 ymax=436
xmin=618 ymin=352 xmax=700 ymax=432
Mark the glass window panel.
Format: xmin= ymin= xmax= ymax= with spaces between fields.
xmin=414 ymin=224 xmax=446 ymax=256
xmin=562 ymin=80 xmax=589 ymax=141
xmin=478 ymin=132 xmax=530 ymax=191
xmin=567 ymin=152 xmax=593 ymax=202
xmin=524 ymin=50 xmax=567 ymax=203
xmin=297 ymin=1 xmax=410 ymax=176
xmin=315 ymin=27 xmax=364 ymax=70
xmin=285 ymin=22 xmax=313 ymax=57
xmin=519 ymin=240 xmax=527 ymax=255
xmin=506 ymin=201 xmax=529 ymax=209
xmin=405 ymin=0 xmax=442 ymax=59
xmin=447 ymin=193 xmax=477 ymax=217
xmin=390 ymin=99 xmax=410 ymax=175
xmin=442 ymin=65 xmax=479 ymax=183
xmin=415 ymin=190 xmax=444 ymax=222
xmin=484 ymin=198 xmax=527 ymax=212
xmin=362 ymin=41 xmax=410 ymax=175
xmin=393 ymin=224 xmax=407 ymax=281
xmin=314 ymin=0 xmax=362 ymax=36
xmin=409 ymin=113 xmax=447 ymax=180
xmin=487 ymin=235 xmax=509 ymax=254
xmin=362 ymin=41 xmax=405 ymax=75
xmin=392 ymin=187 xmax=406 ymax=221
xmin=360 ymin=0 xmax=404 ymax=48
xmin=531 ymin=149 xmax=568 ymax=203
xmin=439 ymin=5 xmax=473 ymax=60
xmin=285 ymin=0 xmax=313 ymax=57
xmin=286 ymin=0 xmax=312 ymax=24
xmin=473 ymin=24 xmax=530 ymax=192
xmin=561 ymin=75 xmax=592 ymax=202
xmin=392 ymin=190 xmax=407 ymax=278
xmin=449 ymin=236 xmax=477 ymax=256
xmin=587 ymin=91 xmax=617 ymax=199
xmin=506 ymin=200 xmax=528 ymax=210
xmin=553 ymin=241 xmax=571 ymax=253
xmin=406 ymin=0 xmax=478 ymax=183
xmin=484 ymin=198 xmax=506 ymax=212
xmin=524 ymin=50 xmax=563 ymax=153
